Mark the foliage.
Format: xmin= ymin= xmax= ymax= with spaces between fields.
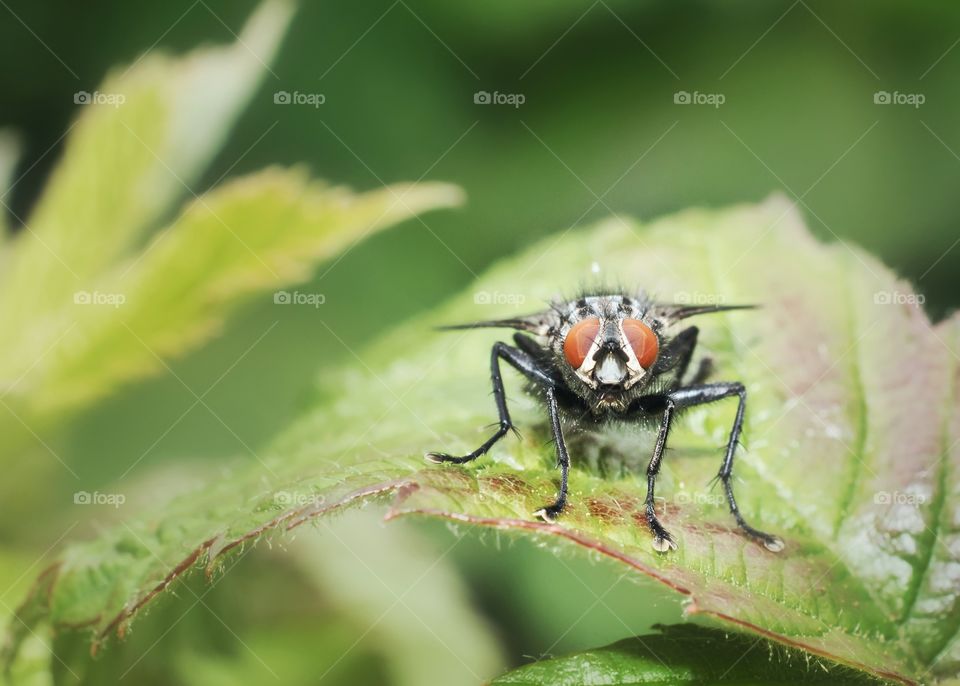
xmin=0 ymin=0 xmax=460 ymax=522
xmin=491 ymin=624 xmax=884 ymax=685
xmin=5 ymin=196 xmax=958 ymax=685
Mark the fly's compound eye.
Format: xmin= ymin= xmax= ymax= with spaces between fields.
xmin=563 ymin=317 xmax=601 ymax=369
xmin=622 ymin=318 xmax=659 ymax=369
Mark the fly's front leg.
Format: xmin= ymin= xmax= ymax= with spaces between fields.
xmin=644 ymin=397 xmax=678 ymax=552
xmin=669 ymin=383 xmax=784 ymax=552
xmin=425 ymin=342 xmax=554 ymax=465
xmin=533 ymin=387 xmax=569 ymax=523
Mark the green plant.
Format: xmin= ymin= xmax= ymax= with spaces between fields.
xmin=5 ymin=189 xmax=958 ymax=684
xmin=490 ymin=624 xmax=885 ymax=685
xmin=0 ymin=5 xmax=470 ymax=680
xmin=2 ymin=3 xmax=957 ymax=685
xmin=0 ymin=0 xmax=459 ymax=522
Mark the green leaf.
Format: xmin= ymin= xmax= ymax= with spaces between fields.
xmin=0 ymin=0 xmax=294 ymax=315
xmin=0 ymin=0 xmax=462 ymax=417
xmin=0 ymin=550 xmax=53 ymax=686
xmin=6 ymin=198 xmax=959 ymax=685
xmin=490 ymin=624 xmax=883 ymax=685
xmin=6 ymin=167 xmax=462 ymax=414
xmin=0 ymin=0 xmax=293 ymax=402
xmin=36 ymin=512 xmax=503 ymax=686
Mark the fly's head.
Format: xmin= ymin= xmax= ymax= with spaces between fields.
xmin=547 ymin=295 xmax=663 ymax=412
xmin=440 ymin=291 xmax=753 ymax=416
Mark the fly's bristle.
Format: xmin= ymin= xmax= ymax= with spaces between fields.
xmin=667 ymin=303 xmax=759 ymax=320
xmin=435 ymin=319 xmax=530 ymax=331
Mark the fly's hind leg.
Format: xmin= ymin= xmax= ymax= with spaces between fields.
xmin=637 ymin=382 xmax=783 ymax=553
xmin=672 ymin=383 xmax=784 ymax=552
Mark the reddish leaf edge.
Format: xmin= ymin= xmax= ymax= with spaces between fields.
xmin=3 ymin=478 xmax=404 ymax=662
xmin=5 ymin=474 xmax=916 ymax=686
xmin=385 ymin=502 xmax=914 ymax=686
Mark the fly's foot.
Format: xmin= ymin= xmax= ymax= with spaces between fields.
xmin=743 ymin=526 xmax=785 ymax=553
xmin=761 ymin=535 xmax=785 ymax=553
xmin=731 ymin=510 xmax=785 ymax=552
xmin=646 ymin=505 xmax=678 ymax=552
xmin=652 ymin=532 xmax=677 ymax=553
xmin=533 ymin=502 xmax=565 ymax=523
xmin=424 ymin=451 xmax=475 ymax=465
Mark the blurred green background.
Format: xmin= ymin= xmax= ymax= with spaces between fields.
xmin=1 ymin=0 xmax=958 ymax=683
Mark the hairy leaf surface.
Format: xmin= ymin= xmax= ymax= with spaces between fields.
xmin=7 ymin=198 xmax=958 ymax=685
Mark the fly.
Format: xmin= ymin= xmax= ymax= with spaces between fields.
xmin=425 ymin=292 xmax=784 ymax=553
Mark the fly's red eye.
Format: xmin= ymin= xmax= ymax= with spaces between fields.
xmin=622 ymin=319 xmax=658 ymax=369
xmin=563 ymin=318 xmax=601 ymax=369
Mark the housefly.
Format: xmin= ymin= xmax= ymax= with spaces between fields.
xmin=426 ymin=292 xmax=783 ymax=553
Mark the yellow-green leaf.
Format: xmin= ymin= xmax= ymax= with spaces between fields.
xmin=8 ymin=167 xmax=462 ymax=413
xmin=0 ymin=0 xmax=294 ymax=362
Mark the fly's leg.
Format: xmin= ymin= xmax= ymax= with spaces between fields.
xmin=670 ymin=383 xmax=784 ymax=552
xmin=644 ymin=398 xmax=678 ymax=552
xmin=533 ymin=387 xmax=570 ymax=523
xmin=425 ymin=342 xmax=555 ymax=465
